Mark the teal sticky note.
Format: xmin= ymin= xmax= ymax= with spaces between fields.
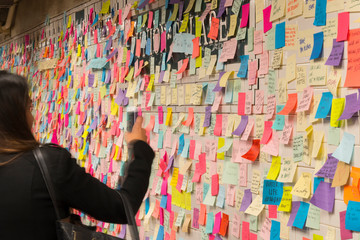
xmin=224 ymin=80 xmax=234 ymax=103
xmin=332 ymin=132 xmax=355 ymax=164
xmin=237 ymin=55 xmax=249 ymax=78
xmin=181 ymin=139 xmax=190 ymax=158
xmin=313 ymin=177 xmax=324 ymax=193
xmin=263 ymin=180 xmax=284 ymax=205
xmin=310 ymin=32 xmax=324 ymax=60
xmin=315 ymin=92 xmax=333 ymax=119
xmin=270 ymin=220 xmax=280 ymax=240
xmin=205 ymin=212 xmax=214 ymax=234
xmin=272 ymin=105 xmax=285 ymax=130
xmin=345 ymin=201 xmax=360 ymax=231
xmin=314 ymin=0 xmax=327 ymax=26
xmin=157 ymin=130 xmax=164 ymax=149
xmin=293 ymin=202 xmax=310 ymax=229
xmin=275 ymin=22 xmax=285 ymax=49
xmin=203 ymin=183 xmax=210 ymax=200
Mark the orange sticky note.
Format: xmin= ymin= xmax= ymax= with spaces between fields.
xmin=208 ymin=17 xmax=219 ymax=40
xmin=277 ymin=93 xmax=297 ymax=115
xmin=176 ymin=58 xmax=189 ymax=74
xmin=182 ymin=107 xmax=194 ymax=126
xmin=241 ymin=139 xmax=260 ymax=161
xmin=337 ymin=12 xmax=349 ymax=42
xmin=345 ymin=29 xmax=360 ymax=87
xmin=192 ymin=37 xmax=200 ymax=58
xmin=219 ymin=213 xmax=229 ymax=236
xmin=199 ymin=204 xmax=207 ymax=225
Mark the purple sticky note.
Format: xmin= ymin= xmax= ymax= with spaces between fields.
xmin=213 ymin=72 xmax=225 ymax=92
xmin=106 ymin=48 xmax=118 ymax=60
xmin=159 ymin=71 xmax=165 ymax=83
xmin=217 ymin=0 xmax=226 ymax=17
xmin=203 ymin=106 xmax=212 ymax=127
xmin=287 ymin=201 xmax=301 ymax=227
xmin=325 ymin=39 xmax=344 ymax=66
xmin=315 ymin=154 xmax=338 ymax=179
xmin=293 ymin=201 xmax=310 ymax=229
xmin=338 ymin=93 xmax=358 ymax=120
xmin=88 ymin=73 xmax=95 ymax=87
xmin=232 ymin=115 xmax=248 ymax=136
xmin=115 ymin=90 xmax=124 ymax=105
xmin=178 ymin=1 xmax=184 ymax=21
xmin=119 ymin=224 xmax=126 ymax=238
xmin=310 ymin=181 xmax=335 ymax=212
xmin=105 ymin=69 xmax=111 ymax=83
xmin=240 ymin=189 xmax=252 ymax=211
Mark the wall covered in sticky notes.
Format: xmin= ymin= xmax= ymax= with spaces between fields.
xmin=1 ymin=0 xmax=360 ymax=239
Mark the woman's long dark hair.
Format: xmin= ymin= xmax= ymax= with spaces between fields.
xmin=0 ymin=71 xmax=39 ymax=162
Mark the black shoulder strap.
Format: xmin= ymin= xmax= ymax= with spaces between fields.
xmin=33 ymin=147 xmax=61 ymax=220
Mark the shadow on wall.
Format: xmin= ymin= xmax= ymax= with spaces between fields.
xmin=11 ymin=0 xmax=89 ymax=36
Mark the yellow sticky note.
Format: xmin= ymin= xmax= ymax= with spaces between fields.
xmin=313 ymin=234 xmax=324 ymax=240
xmin=278 ymin=186 xmax=292 ymax=212
xmin=330 ymin=98 xmax=345 ymax=127
xmin=147 ymin=74 xmax=155 ymax=91
xmin=179 ymin=13 xmax=190 ymax=33
xmin=77 ymin=44 xmax=81 ymax=57
xmin=170 ymin=168 xmax=179 ymax=187
xmin=267 ymin=156 xmax=281 ymax=180
xmin=311 ymin=130 xmax=324 ymax=158
xmin=196 ymin=47 xmax=202 ymax=68
xmin=100 ymin=85 xmax=107 ymax=99
xmin=219 ymin=71 xmax=234 ymax=87
xmin=217 ymin=137 xmax=225 ymax=160
xmin=111 ymin=99 xmax=118 ymax=116
xmin=166 ymin=108 xmax=172 ymax=126
xmin=291 ymin=172 xmax=311 ymax=198
xmin=67 ymin=16 xmax=72 ymax=28
xmin=195 ymin=17 xmax=202 ymax=38
xmin=100 ymin=0 xmax=111 ymax=14
xmin=125 ymin=67 xmax=134 ymax=81
xmin=82 ymin=126 xmax=90 ymax=138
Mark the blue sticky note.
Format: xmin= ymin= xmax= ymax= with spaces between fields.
xmin=315 ymin=92 xmax=333 ymax=119
xmin=263 ymin=180 xmax=284 ymax=205
xmin=177 ymin=134 xmax=185 ymax=155
xmin=205 ymin=212 xmax=214 ymax=234
xmin=275 ymin=22 xmax=285 ymax=49
xmin=310 ymin=32 xmax=324 ymax=60
xmin=181 ymin=139 xmax=190 ymax=158
xmin=203 ymin=183 xmax=210 ymax=200
xmin=345 ymin=201 xmax=360 ymax=231
xmin=146 ymin=38 xmax=151 ymax=56
xmin=156 ymin=225 xmax=164 ymax=240
xmin=293 ymin=201 xmax=310 ymax=229
xmin=160 ymin=195 xmax=167 ymax=208
xmin=237 ymin=55 xmax=249 ymax=78
xmin=314 ymin=0 xmax=327 ymax=26
xmin=270 ymin=220 xmax=280 ymax=240
xmin=314 ymin=177 xmax=324 ymax=194
xmin=272 ymin=105 xmax=285 ymax=130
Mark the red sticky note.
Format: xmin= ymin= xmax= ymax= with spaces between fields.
xmin=268 ymin=205 xmax=278 ymax=218
xmin=135 ymin=39 xmax=141 ymax=57
xmin=214 ymin=114 xmax=223 ymax=136
xmin=250 ymin=233 xmax=257 ymax=240
xmin=192 ymin=37 xmax=200 ymax=58
xmin=337 ymin=12 xmax=349 ymax=42
xmin=242 ymin=221 xmax=250 ymax=240
xmin=176 ymin=58 xmax=189 ymax=74
xmin=238 ymin=92 xmax=246 ymax=115
xmin=161 ymin=31 xmax=167 ymax=52
xmin=208 ymin=17 xmax=220 ymax=40
xmin=148 ymin=11 xmax=153 ymax=28
xmin=176 ymin=174 xmax=183 ymax=192
xmin=277 ymin=93 xmax=298 ymax=115
xmin=240 ymin=3 xmax=250 ymax=28
xmin=242 ymin=139 xmax=260 ymax=161
xmin=211 ymin=174 xmax=219 ymax=196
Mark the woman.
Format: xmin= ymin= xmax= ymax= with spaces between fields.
xmin=0 ymin=71 xmax=154 ymax=239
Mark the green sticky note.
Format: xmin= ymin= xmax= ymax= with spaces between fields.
xmin=222 ymin=159 xmax=239 ymax=185
xmin=266 ymin=27 xmax=276 ymax=51
xmin=306 ymin=204 xmax=321 ymax=229
xmin=247 ymin=27 xmax=254 ymax=52
xmin=328 ymin=126 xmax=340 ymax=146
xmin=249 ymin=215 xmax=258 ymax=231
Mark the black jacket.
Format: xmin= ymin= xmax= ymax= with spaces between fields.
xmin=0 ymin=140 xmax=154 ymax=240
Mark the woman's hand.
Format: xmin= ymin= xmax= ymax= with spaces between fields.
xmin=125 ymin=116 xmax=147 ymax=144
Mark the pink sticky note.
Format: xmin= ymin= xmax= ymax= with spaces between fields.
xmin=250 ymin=233 xmax=257 ymax=240
xmin=260 ymin=121 xmax=273 ymax=144
xmin=269 ymin=205 xmax=278 ymax=218
xmin=340 ymin=210 xmax=353 ymax=239
xmin=211 ymin=174 xmax=219 ymax=196
xmin=189 ymin=140 xmax=196 ymax=159
xmin=161 ymin=31 xmax=166 ymax=52
xmin=213 ymin=212 xmax=222 ymax=234
xmin=263 ymin=5 xmax=272 ymax=33
xmin=158 ymin=106 xmax=164 ymax=124
xmin=148 ymin=11 xmax=153 ymax=29
xmin=176 ymin=174 xmax=183 ymax=192
xmin=238 ymin=92 xmax=246 ymax=115
xmin=337 ymin=12 xmax=349 ymax=42
xmin=240 ymin=3 xmax=250 ymax=28
xmin=214 ymin=114 xmax=223 ymax=136
xmin=166 ymin=194 xmax=172 ymax=212
xmin=242 ymin=221 xmax=250 ymax=240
